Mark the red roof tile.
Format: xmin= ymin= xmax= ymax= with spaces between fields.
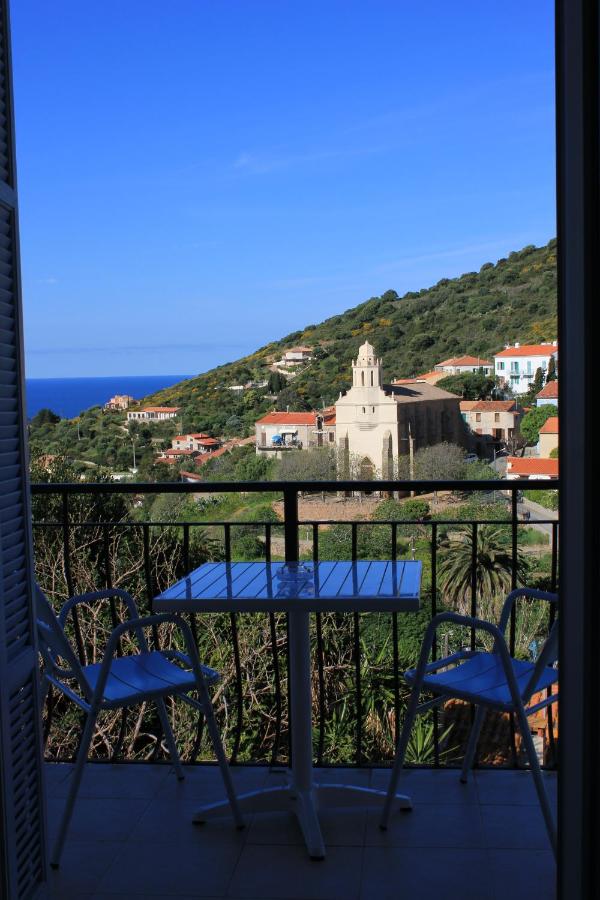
xmin=495 ymin=344 xmax=558 ymax=358
xmin=536 ymin=381 xmax=559 ymax=399
xmin=437 ymin=355 xmax=492 ymax=367
xmin=506 ymin=457 xmax=558 ymax=476
xmin=469 ymin=400 xmax=518 ymax=412
xmin=256 ymin=411 xmax=317 ymax=425
xmin=539 ymin=416 xmax=559 ymax=434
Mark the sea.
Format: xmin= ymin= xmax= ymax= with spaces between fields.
xmin=25 ymin=375 xmax=190 ymax=420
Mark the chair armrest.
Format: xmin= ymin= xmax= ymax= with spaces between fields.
xmin=59 ymin=588 xmax=140 ymax=628
xmin=498 ymin=587 xmax=558 ymax=635
xmin=409 ymin=612 xmax=513 ymax=690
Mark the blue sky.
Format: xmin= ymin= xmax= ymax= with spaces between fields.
xmin=11 ymin=1 xmax=555 ymax=378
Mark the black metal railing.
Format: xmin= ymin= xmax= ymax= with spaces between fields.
xmin=31 ymin=478 xmax=559 ymax=770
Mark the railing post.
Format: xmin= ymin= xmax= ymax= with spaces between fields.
xmin=283 ymin=485 xmax=299 ymax=562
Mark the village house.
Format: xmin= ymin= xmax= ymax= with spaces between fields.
xmin=335 ymin=341 xmax=464 ymax=478
xmin=460 ymin=399 xmax=521 ymax=455
xmin=494 ymin=342 xmax=558 ymax=395
xmin=255 ymin=408 xmax=336 ymax=455
xmin=104 ymin=394 xmax=135 ymax=411
xmin=171 ymin=433 xmax=222 ymax=453
xmin=126 ymin=406 xmax=180 ymax=421
xmin=434 ymin=355 xmax=493 ymax=376
xmin=538 ymin=416 xmax=559 ymax=458
xmin=505 ymin=457 xmax=559 ymax=480
xmin=536 ymin=380 xmax=559 ymax=407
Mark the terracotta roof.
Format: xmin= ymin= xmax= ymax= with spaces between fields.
xmin=468 ymin=400 xmax=518 ymax=412
xmin=536 ymin=380 xmax=559 ymax=399
xmin=459 ymin=401 xmax=479 ymax=411
xmin=173 ymin=433 xmax=210 ymax=441
xmin=256 ymin=411 xmax=316 ymax=425
xmin=494 ymin=344 xmax=558 ymax=358
xmin=141 ymin=406 xmax=181 ymax=413
xmin=437 ymin=355 xmax=492 ymax=367
xmin=195 ymin=446 xmax=229 ymax=465
xmin=506 ymin=457 xmax=559 ymax=476
xmin=180 ymin=470 xmax=203 ymax=482
xmin=539 ymin=416 xmax=559 ymax=435
xmin=196 ymin=437 xmax=220 ymax=445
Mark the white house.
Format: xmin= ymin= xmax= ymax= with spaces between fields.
xmin=126 ymin=406 xmax=180 ymax=421
xmin=434 ymin=355 xmax=493 ymax=376
xmin=493 ymin=342 xmax=558 ymax=395
xmin=275 ymin=346 xmax=314 ymax=368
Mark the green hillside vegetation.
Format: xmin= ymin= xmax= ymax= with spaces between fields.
xmin=29 ymin=239 xmax=557 ymax=474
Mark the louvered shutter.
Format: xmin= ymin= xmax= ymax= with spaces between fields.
xmin=0 ymin=3 xmax=47 ymax=898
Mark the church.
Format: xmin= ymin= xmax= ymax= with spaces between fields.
xmin=335 ymin=340 xmax=465 ymax=479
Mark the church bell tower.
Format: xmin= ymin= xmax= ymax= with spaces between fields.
xmin=352 ymin=340 xmax=383 ymax=389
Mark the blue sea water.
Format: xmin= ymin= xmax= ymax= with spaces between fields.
xmin=25 ymin=375 xmax=190 ymax=420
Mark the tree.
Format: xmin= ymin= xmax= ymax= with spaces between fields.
xmin=30 ymin=407 xmax=60 ymax=426
xmin=438 ymin=526 xmax=524 ymax=615
xmin=276 ymin=447 xmax=337 ymax=481
xmin=275 ymin=387 xmax=311 ymax=412
xmin=437 ymin=373 xmax=499 ymax=401
xmin=267 ymin=371 xmax=287 ymax=394
xmin=408 ymin=443 xmax=467 ymax=481
xmin=532 ymin=367 xmax=544 ymax=395
xmin=546 ymin=356 xmax=557 ymax=382
xmin=520 ymin=405 xmax=557 ymax=445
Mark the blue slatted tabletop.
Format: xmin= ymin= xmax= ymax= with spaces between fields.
xmin=154 ymin=560 xmax=422 ymax=613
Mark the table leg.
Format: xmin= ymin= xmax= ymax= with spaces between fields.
xmin=192 ymin=609 xmax=411 ymax=858
xmin=287 ymin=610 xmax=325 ymax=859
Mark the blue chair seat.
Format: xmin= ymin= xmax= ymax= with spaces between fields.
xmin=406 ymin=652 xmax=558 ymax=711
xmin=83 ymin=652 xmax=219 ymax=705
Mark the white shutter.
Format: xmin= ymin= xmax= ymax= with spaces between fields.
xmin=0 ymin=3 xmax=47 ymax=898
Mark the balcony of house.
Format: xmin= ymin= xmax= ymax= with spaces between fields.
xmin=33 ymin=479 xmax=559 ymax=900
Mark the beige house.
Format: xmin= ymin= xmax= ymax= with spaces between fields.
xmin=104 ymin=394 xmax=134 ymax=411
xmin=255 ymin=409 xmax=336 ymax=455
xmin=460 ymin=400 xmax=521 ymax=454
xmin=335 ymin=341 xmax=464 ymax=478
xmin=538 ymin=416 xmax=559 ymax=457
xmin=171 ymin=433 xmax=221 ymax=453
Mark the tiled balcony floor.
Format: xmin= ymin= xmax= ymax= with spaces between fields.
xmin=42 ymin=762 xmax=557 ymax=900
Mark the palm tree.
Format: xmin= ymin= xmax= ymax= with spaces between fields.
xmin=438 ymin=526 xmax=525 ymax=615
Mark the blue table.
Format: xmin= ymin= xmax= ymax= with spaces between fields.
xmin=155 ymin=560 xmax=422 ymax=858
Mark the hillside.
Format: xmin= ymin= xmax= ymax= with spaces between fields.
xmin=29 ymin=239 xmax=557 ymax=474
xmin=144 ymin=239 xmax=557 ymax=427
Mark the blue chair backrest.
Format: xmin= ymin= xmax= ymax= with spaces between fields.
xmin=35 ymin=586 xmax=92 ymax=701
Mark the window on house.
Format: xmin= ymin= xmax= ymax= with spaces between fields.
xmin=476 ymin=413 xmax=481 ymax=422
xmin=497 ymin=361 xmax=505 ymax=370
xmin=494 ymin=413 xmax=500 ymax=422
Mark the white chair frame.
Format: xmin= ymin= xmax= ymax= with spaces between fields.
xmin=36 ymin=586 xmax=244 ymax=866
xmin=380 ymin=587 xmax=558 ymax=856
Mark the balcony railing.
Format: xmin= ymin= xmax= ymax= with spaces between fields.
xmin=31 ymin=479 xmax=559 ymax=772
